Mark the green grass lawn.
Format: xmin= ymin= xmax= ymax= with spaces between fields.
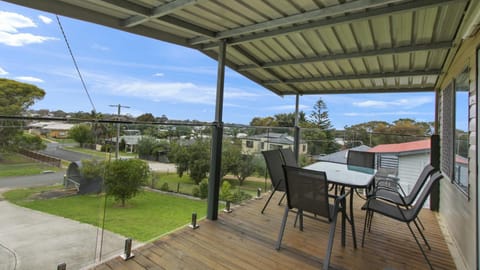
xmin=4 ymin=186 xmax=208 ymax=242
xmin=0 ymin=153 xmax=60 ymax=177
xmin=64 ymin=146 xmax=112 ymax=159
xmin=153 ymin=172 xmax=267 ymax=197
xmin=64 ymin=146 xmax=138 ymax=159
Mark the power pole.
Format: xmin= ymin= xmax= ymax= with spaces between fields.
xmin=109 ymin=104 xmax=130 ymax=159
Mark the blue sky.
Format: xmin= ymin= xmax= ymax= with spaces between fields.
xmin=0 ymin=2 xmax=439 ymax=129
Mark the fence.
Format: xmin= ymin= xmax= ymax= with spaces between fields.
xmin=18 ymin=148 xmax=62 ymax=168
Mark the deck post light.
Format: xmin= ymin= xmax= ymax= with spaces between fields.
xmin=189 ymin=212 xmax=199 ymax=229
xmin=121 ymin=238 xmax=134 ymax=260
xmin=223 ymin=201 xmax=232 ymax=213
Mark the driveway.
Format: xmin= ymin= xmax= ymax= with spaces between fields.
xmin=0 ymin=199 xmax=132 ymax=270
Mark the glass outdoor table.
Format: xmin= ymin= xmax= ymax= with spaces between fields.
xmin=304 ymin=161 xmax=376 ymax=248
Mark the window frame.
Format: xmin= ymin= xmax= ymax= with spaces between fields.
xmin=452 ymin=66 xmax=470 ymax=197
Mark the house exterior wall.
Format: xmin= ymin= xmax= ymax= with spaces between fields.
xmin=397 ymin=153 xmax=430 ymax=194
xmin=438 ymin=29 xmax=478 ymax=270
xmin=241 ymin=139 xmax=308 ymax=155
xmin=49 ymin=130 xmax=69 ymax=138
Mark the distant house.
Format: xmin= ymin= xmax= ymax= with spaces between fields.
xmin=28 ymin=122 xmax=75 ymax=138
xmin=241 ymin=132 xmax=308 ymax=155
xmin=314 ymin=145 xmax=371 ymax=164
xmin=368 ymin=139 xmax=431 ymax=195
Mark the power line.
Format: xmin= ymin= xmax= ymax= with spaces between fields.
xmin=56 ymin=15 xmax=97 ymax=113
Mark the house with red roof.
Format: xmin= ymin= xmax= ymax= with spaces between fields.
xmin=368 ymin=139 xmax=432 ymax=196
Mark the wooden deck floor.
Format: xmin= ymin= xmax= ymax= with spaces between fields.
xmin=94 ymin=192 xmax=456 ymax=270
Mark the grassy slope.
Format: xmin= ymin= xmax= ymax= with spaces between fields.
xmin=4 ymin=187 xmax=207 ymax=242
xmin=0 ymin=153 xmax=60 ymax=177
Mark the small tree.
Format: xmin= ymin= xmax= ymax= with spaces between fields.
xmin=104 ymin=159 xmax=150 ymax=207
xmin=80 ymin=159 xmax=105 ymax=181
xmin=137 ymin=136 xmax=157 ymax=158
xmin=234 ymin=155 xmax=255 ymax=186
xmin=70 ymin=124 xmax=92 ymax=147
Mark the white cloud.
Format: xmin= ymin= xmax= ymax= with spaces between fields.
xmin=0 ymin=11 xmax=36 ymax=32
xmin=38 ymin=15 xmax=52 ymax=24
xmin=344 ymin=111 xmax=432 ymax=117
xmin=0 ymin=67 xmax=8 ymax=75
xmin=153 ymin=72 xmax=164 ymax=77
xmin=0 ymin=11 xmax=57 ymax=46
xmin=109 ymin=80 xmax=215 ymax=104
xmin=266 ymin=104 xmax=309 ymax=111
xmin=353 ymin=97 xmax=432 ymax=109
xmin=15 ymin=76 xmax=44 ymax=83
xmin=101 ymin=78 xmax=262 ymax=106
xmin=91 ymin=43 xmax=109 ymax=51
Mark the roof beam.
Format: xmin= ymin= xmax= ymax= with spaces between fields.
xmin=237 ymin=42 xmax=452 ymax=71
xmin=296 ymin=87 xmax=436 ymax=95
xmin=122 ymin=0 xmax=199 ymax=27
xmin=99 ymin=0 xmax=215 ymax=38
xmin=230 ymin=45 xmax=298 ymax=95
xmin=201 ymin=0 xmax=463 ymax=50
xmin=3 ymin=0 xmax=192 ymax=47
xmin=262 ymin=70 xmax=441 ymax=85
xmin=189 ymin=0 xmax=403 ymax=45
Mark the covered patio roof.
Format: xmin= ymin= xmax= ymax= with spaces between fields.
xmin=5 ymin=0 xmax=479 ymax=95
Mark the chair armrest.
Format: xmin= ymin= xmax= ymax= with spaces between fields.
xmin=368 ymin=189 xmax=409 ymax=207
xmin=375 ymin=179 xmax=408 ymax=198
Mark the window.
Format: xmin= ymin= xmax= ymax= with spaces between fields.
xmin=246 ymin=140 xmax=253 ymax=148
xmin=261 ymin=142 xmax=265 ymax=149
xmin=453 ymin=67 xmax=469 ymax=195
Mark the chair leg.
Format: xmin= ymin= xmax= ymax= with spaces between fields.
xmin=299 ymin=210 xmax=304 ymax=231
xmin=417 ymin=216 xmax=425 ymax=230
xmin=275 ymin=206 xmax=290 ymax=250
xmin=261 ymin=189 xmax=277 ymax=214
xmin=324 ymin=212 xmax=338 ymax=270
xmin=367 ymin=211 xmax=374 ymax=232
xmin=406 ymin=222 xmax=433 ymax=270
xmin=361 ymin=210 xmax=370 ymax=247
xmin=413 ymin=219 xmax=431 ymax=250
xmin=278 ymin=192 xmax=286 ymax=205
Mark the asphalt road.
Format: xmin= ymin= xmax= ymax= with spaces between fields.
xmin=39 ymin=142 xmax=93 ymax=162
xmin=0 ymin=171 xmax=65 ymax=189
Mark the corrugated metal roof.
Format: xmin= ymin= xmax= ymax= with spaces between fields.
xmin=369 ymin=139 xmax=430 ymax=154
xmin=5 ymin=0 xmax=479 ymax=96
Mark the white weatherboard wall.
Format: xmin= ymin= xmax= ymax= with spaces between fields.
xmin=438 ymin=29 xmax=478 ymax=270
xmin=397 ymin=152 xmax=430 ymax=194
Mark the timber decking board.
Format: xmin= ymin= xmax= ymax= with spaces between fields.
xmin=94 ymin=192 xmax=456 ymax=270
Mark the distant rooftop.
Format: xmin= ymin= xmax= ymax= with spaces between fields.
xmin=246 ymin=132 xmax=295 ymax=145
xmin=369 ymin=139 xmax=430 ymax=154
xmin=315 ymin=145 xmax=371 ymax=164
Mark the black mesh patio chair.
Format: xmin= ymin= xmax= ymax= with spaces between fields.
xmin=261 ymin=149 xmax=287 ymax=214
xmin=367 ymin=164 xmax=437 ymax=231
xmin=279 ymin=148 xmax=298 ymax=167
xmin=346 ymin=150 xmax=376 ymax=198
xmin=361 ymin=171 xmax=444 ymax=270
xmin=347 ymin=149 xmax=375 ymax=169
xmin=276 ymin=166 xmax=350 ymax=270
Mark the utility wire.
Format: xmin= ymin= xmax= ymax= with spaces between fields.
xmin=56 ymin=15 xmax=97 ymax=113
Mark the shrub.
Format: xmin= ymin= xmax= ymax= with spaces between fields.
xmin=159 ymin=182 xmax=169 ymax=191
xmin=192 ymin=186 xmax=200 ymax=197
xmin=231 ymin=190 xmax=252 ymax=203
xmin=198 ymin=179 xmax=208 ymax=199
xmin=219 ymin=181 xmax=233 ymax=202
